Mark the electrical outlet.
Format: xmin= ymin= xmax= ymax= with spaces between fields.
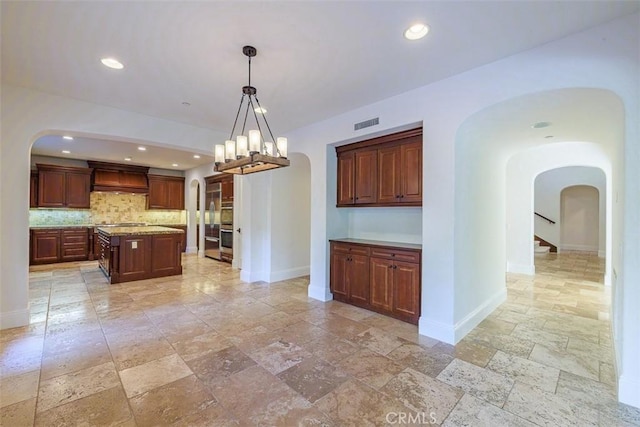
xmin=132 ymin=241 xmax=137 ymax=249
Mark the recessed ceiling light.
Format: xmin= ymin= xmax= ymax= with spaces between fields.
xmin=62 ymin=150 xmax=71 ymax=154
xmin=182 ymin=101 xmax=191 ymax=106
xmin=138 ymin=146 xmax=146 ymax=151
xmin=404 ymin=23 xmax=429 ymax=40
xmin=101 ymin=57 xmax=124 ymax=69
xmin=172 ymin=163 xmax=179 ymax=167
xmin=531 ymin=121 xmax=552 ymax=129
xmin=62 ymin=135 xmax=73 ymax=140
xmin=124 ymin=157 xmax=132 ymax=161
xmin=193 ymin=154 xmax=201 ymax=159
xmin=545 ymin=135 xmax=554 ymax=139
xmin=254 ymin=107 xmax=267 ymax=114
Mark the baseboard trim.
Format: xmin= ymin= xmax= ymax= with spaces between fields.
xmin=598 ymin=250 xmax=605 ymax=258
xmin=185 ymin=246 xmax=198 ymax=254
xmin=0 ymin=308 xmax=30 ymax=330
xmin=308 ymin=283 xmax=333 ymax=302
xmin=418 ymin=287 xmax=507 ymax=345
xmin=507 ymin=262 xmax=535 ymax=275
xmin=269 ymin=266 xmax=310 ymax=283
xmin=560 ymin=244 xmax=599 ymax=252
xmin=619 ymin=373 xmax=640 ymax=409
xmin=240 ymin=269 xmax=265 ymax=283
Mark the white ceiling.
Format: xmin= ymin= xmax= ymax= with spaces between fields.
xmin=2 ymin=1 xmax=638 ymax=170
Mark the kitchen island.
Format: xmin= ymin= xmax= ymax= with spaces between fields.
xmin=97 ymin=225 xmax=184 ymax=284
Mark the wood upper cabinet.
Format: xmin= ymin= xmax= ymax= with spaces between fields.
xmin=330 ymin=239 xmax=421 ymax=325
xmin=147 ymin=175 xmax=185 ymax=210
xmin=336 ymin=127 xmax=422 ymax=207
xmin=221 ymin=175 xmax=234 ymax=202
xmin=37 ymin=164 xmax=91 ymax=208
xmin=30 ymin=172 xmax=38 ymax=208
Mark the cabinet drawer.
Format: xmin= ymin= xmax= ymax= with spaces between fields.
xmin=332 ymin=243 xmax=370 ymax=256
xmin=370 ymin=248 xmax=420 ymax=263
xmin=61 ymin=233 xmax=87 ymax=244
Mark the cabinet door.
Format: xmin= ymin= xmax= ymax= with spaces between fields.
xmin=31 ymin=230 xmax=60 ymax=264
xmin=119 ymin=235 xmax=150 ymax=282
xmin=148 ymin=179 xmax=169 ymax=208
xmin=38 ymin=170 xmax=66 ymax=207
xmin=377 ymin=145 xmax=400 ymax=204
xmin=221 ymin=177 xmax=234 ymax=202
xmin=30 ymin=172 xmax=38 ymax=208
xmin=330 ymin=252 xmax=349 ymax=298
xmin=400 ymin=141 xmax=422 ymax=204
xmin=354 ymin=150 xmax=377 ymax=204
xmin=370 ymin=257 xmax=394 ymax=312
xmin=393 ymin=261 xmax=420 ymax=320
xmin=337 ymin=152 xmax=355 ymax=205
xmin=65 ymin=172 xmax=91 ymax=208
xmin=167 ymin=179 xmax=185 ymax=209
xmin=348 ymin=254 xmax=370 ymax=305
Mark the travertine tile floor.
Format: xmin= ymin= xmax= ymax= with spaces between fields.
xmin=2 ymin=251 xmax=639 ymax=426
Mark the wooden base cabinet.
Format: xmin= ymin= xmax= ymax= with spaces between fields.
xmin=330 ymin=239 xmax=421 ymax=324
xmin=30 ymin=227 xmax=90 ymax=265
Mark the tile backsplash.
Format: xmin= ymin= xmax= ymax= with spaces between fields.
xmin=29 ymin=193 xmax=186 ymax=226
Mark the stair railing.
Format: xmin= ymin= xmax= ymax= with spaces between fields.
xmin=534 ymin=212 xmax=556 ymax=224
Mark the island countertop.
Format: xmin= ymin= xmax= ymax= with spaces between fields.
xmin=97 ymin=225 xmax=185 ymax=236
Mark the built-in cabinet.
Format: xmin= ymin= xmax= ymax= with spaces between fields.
xmin=30 ymin=171 xmax=38 ymax=208
xmin=30 ymin=227 xmax=90 ymax=265
xmin=36 ymin=164 xmax=92 ymax=208
xmin=87 ymin=161 xmax=149 ymax=194
xmin=147 ymin=175 xmax=185 ymax=210
xmin=330 ymin=239 xmax=421 ymax=324
xmin=336 ymin=127 xmax=422 ymax=207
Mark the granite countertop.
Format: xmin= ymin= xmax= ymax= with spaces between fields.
xmin=30 ymin=224 xmax=95 ymax=229
xmin=97 ymin=225 xmax=185 ymax=236
xmin=330 ymin=238 xmax=422 ymax=251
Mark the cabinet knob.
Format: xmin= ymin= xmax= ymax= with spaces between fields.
xmin=393 ymin=265 xmax=397 ymax=269
xmin=388 ymin=264 xmax=393 ymax=268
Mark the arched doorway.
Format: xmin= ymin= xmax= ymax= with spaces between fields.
xmin=560 ymin=185 xmax=600 ymax=253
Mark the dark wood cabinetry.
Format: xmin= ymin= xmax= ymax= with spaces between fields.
xmin=221 ymin=176 xmax=234 ymax=203
xmin=87 ymin=161 xmax=149 ymax=194
xmin=330 ymin=239 xmax=421 ymax=324
xmin=336 ymin=127 xmax=422 ymax=207
xmin=147 ymin=175 xmax=185 ymax=210
xmin=30 ymin=171 xmax=38 ymax=208
xmin=30 ymin=227 xmax=90 ymax=265
xmin=31 ymin=229 xmax=61 ymax=264
xmin=37 ymin=164 xmax=91 ymax=208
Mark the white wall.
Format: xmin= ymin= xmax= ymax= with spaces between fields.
xmin=534 ymin=167 xmax=606 ymax=256
xmin=560 ymin=185 xmax=601 ymax=253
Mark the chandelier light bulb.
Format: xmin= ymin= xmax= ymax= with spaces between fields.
xmin=249 ymin=130 xmax=261 ymax=153
xmin=276 ymin=137 xmax=288 ymax=158
xmin=236 ymin=135 xmax=248 ymax=158
xmin=224 ymin=140 xmax=236 ymax=162
xmin=264 ymin=141 xmax=274 ymax=156
xmin=214 ymin=144 xmax=225 ymax=164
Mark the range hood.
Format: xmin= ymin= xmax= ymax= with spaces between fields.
xmin=87 ymin=161 xmax=149 ymax=194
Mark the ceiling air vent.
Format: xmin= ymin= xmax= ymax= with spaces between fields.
xmin=354 ymin=117 xmax=379 ymax=131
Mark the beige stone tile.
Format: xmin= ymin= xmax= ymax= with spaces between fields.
xmin=436 ymin=358 xmax=514 ymax=407
xmin=277 ymin=355 xmax=349 ymax=402
xmin=466 ymin=329 xmax=534 ymax=358
xmin=243 ymin=394 xmax=334 ymax=426
xmin=119 ymin=353 xmax=193 ymax=398
xmin=0 ymin=370 xmax=40 ymax=408
xmin=300 ymin=333 xmax=360 ymax=365
xmin=171 ymin=403 xmax=240 ymax=426
xmin=337 ymin=349 xmax=404 ymax=390
xmin=248 ymin=339 xmax=311 ymax=374
xmin=108 ymin=334 xmax=176 ymax=371
xmin=478 ymin=317 xmax=517 ymax=334
xmin=315 ymin=379 xmax=417 ymax=426
xmin=443 ymin=393 xmax=536 ymax=427
xmin=34 ymin=386 xmax=132 ymax=426
xmin=509 ymin=323 xmax=568 ymax=351
xmin=129 ymin=375 xmax=217 ymax=425
xmin=315 ymin=313 xmax=371 ymax=339
xmin=387 ymin=342 xmax=454 ymax=378
xmin=329 ymin=303 xmax=376 ymax=321
xmin=208 ymin=365 xmax=299 ymax=420
xmin=0 ymin=397 xmax=36 ymax=426
xmin=528 ymin=343 xmax=600 ymax=381
xmin=600 ymin=361 xmax=617 ymax=387
xmin=381 ymin=367 xmax=464 ymax=424
xmin=350 ymin=327 xmax=406 ymax=356
xmin=187 ymin=345 xmax=256 ymax=387
xmin=172 ymin=330 xmax=233 ymax=361
xmin=0 ymin=335 xmax=44 ymax=377
xmin=486 ymin=350 xmax=560 ymax=393
xmin=504 ymin=382 xmax=599 ymax=426
xmin=566 ymin=337 xmax=615 ymax=363
xmin=37 ymin=361 xmax=120 ymax=412
xmin=278 ymin=321 xmax=331 ymax=346
xmin=41 ymin=329 xmax=112 ymax=380
xmin=435 ymin=340 xmax=497 ymax=368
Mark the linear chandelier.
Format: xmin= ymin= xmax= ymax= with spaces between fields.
xmin=214 ymin=46 xmax=290 ymax=175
